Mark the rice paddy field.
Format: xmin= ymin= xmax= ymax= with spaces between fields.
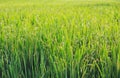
xmin=0 ymin=0 xmax=120 ymax=78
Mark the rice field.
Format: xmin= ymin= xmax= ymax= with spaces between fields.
xmin=0 ymin=0 xmax=120 ymax=78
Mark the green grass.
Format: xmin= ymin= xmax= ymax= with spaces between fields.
xmin=0 ymin=0 xmax=120 ymax=78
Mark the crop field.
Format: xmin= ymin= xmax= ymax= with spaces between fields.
xmin=0 ymin=0 xmax=120 ymax=78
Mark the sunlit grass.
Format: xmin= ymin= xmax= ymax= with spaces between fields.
xmin=0 ymin=0 xmax=120 ymax=78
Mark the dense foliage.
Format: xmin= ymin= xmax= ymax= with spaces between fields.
xmin=0 ymin=0 xmax=120 ymax=78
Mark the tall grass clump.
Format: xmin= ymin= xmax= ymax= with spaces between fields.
xmin=0 ymin=0 xmax=120 ymax=78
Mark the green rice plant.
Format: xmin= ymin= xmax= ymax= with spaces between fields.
xmin=0 ymin=0 xmax=120 ymax=78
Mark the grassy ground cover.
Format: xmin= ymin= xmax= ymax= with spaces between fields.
xmin=0 ymin=0 xmax=120 ymax=78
